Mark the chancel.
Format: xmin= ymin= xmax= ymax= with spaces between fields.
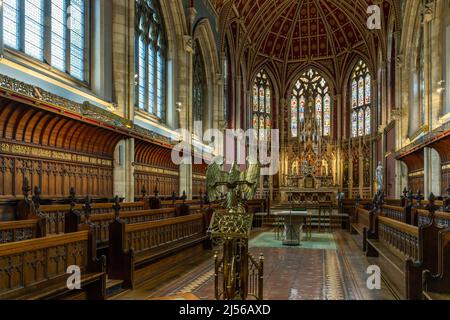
xmin=0 ymin=0 xmax=450 ymax=303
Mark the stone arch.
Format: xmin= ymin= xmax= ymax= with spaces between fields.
xmin=193 ymin=18 xmax=222 ymax=134
xmin=398 ymin=0 xmax=423 ymax=142
xmin=158 ymin=0 xmax=189 ymax=129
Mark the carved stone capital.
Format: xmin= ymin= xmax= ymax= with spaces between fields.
xmin=184 ymin=35 xmax=193 ymax=53
xmin=396 ymin=55 xmax=403 ymax=67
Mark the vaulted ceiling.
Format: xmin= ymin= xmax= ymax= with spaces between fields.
xmin=215 ymin=0 xmax=394 ymax=90
xmin=234 ymin=0 xmax=373 ymax=62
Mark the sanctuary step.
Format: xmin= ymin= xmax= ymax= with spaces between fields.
xmin=105 ymin=279 xmax=127 ymax=299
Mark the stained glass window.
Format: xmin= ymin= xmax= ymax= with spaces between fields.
xmin=352 ymin=80 xmax=358 ymax=108
xmin=253 ymin=70 xmax=272 ymax=143
xmin=253 ymin=114 xmax=259 ymax=139
xmin=323 ymin=94 xmax=331 ymax=136
xmin=253 ymin=85 xmax=259 ymax=111
xmin=291 ymin=69 xmax=331 ymax=138
xmin=3 ymin=0 xmax=88 ymax=81
xmin=291 ymin=96 xmax=298 ymax=137
xmin=351 ymin=60 xmax=372 ymax=137
xmin=299 ymin=96 xmax=306 ymax=123
xmin=352 ymin=111 xmax=358 ymax=138
xmin=365 ymin=74 xmax=372 ymax=104
xmin=358 ymin=109 xmax=364 ymax=136
xmin=259 ymin=88 xmax=265 ymax=112
xmin=316 ymin=95 xmax=323 ymax=135
xmin=265 ymin=88 xmax=271 ymax=114
xmin=365 ymin=107 xmax=371 ymax=135
xmin=135 ymin=0 xmax=167 ymax=120
xmin=192 ymin=40 xmax=206 ymax=126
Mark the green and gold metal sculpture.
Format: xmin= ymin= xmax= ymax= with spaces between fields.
xmin=207 ymin=158 xmax=264 ymax=300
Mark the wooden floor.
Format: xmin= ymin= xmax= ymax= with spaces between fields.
xmin=112 ymin=230 xmax=396 ymax=300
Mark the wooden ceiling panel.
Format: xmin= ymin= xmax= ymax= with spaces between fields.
xmin=0 ymin=99 xmax=126 ymax=158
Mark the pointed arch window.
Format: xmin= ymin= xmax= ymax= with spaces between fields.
xmin=290 ymin=69 xmax=331 ymax=138
xmin=135 ymin=0 xmax=166 ymax=120
xmin=252 ymin=71 xmax=272 ymax=142
xmin=193 ymin=40 xmax=207 ymax=129
xmin=3 ymin=0 xmax=88 ymax=81
xmin=351 ymin=60 xmax=372 ymax=137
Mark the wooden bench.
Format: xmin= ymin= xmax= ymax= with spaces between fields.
xmin=160 ymin=199 xmax=202 ymax=209
xmin=416 ymin=209 xmax=450 ymax=228
xmin=0 ymin=228 xmax=106 ymax=300
xmin=350 ymin=207 xmax=371 ymax=247
xmin=108 ymin=213 xmax=209 ymax=288
xmin=25 ymin=201 xmax=148 ymax=236
xmin=0 ymin=219 xmax=43 ymax=243
xmin=366 ymin=213 xmax=444 ymax=300
xmin=385 ymin=198 xmax=406 ymax=207
xmin=73 ymin=207 xmax=178 ymax=249
xmin=423 ymin=229 xmax=450 ymax=300
xmin=381 ymin=204 xmax=412 ymax=224
xmin=342 ymin=198 xmax=372 ymax=214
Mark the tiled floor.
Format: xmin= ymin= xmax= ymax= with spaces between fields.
xmin=113 ymin=230 xmax=396 ymax=300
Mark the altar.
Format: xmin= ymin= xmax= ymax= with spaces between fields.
xmin=279 ymin=187 xmax=338 ymax=204
xmin=271 ymin=210 xmax=310 ymax=246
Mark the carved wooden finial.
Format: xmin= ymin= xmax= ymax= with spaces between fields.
xmin=141 ymin=185 xmax=147 ymax=199
xmin=416 ymin=189 xmax=423 ymax=208
xmin=113 ymin=195 xmax=121 ymax=220
xmin=153 ymin=186 xmax=159 ymax=198
xmin=426 ymin=193 xmax=438 ymax=224
xmin=22 ymin=177 xmax=31 ymax=199
xmin=32 ymin=186 xmax=41 ymax=210
xmin=83 ymin=196 xmax=92 ymax=222
xmin=182 ymin=190 xmax=187 ymax=202
xmin=407 ymin=188 xmax=414 ymax=205
xmin=402 ymin=187 xmax=408 ymax=199
xmin=69 ymin=187 xmax=76 ymax=208
xmin=172 ymin=191 xmax=176 ymax=202
xmin=355 ymin=194 xmax=361 ymax=207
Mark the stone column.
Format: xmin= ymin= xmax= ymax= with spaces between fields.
xmin=235 ymin=75 xmax=242 ymax=130
xmin=114 ymin=138 xmax=135 ymax=202
xmin=178 ymin=7 xmax=196 ymax=200
xmin=424 ymin=147 xmax=441 ymax=196
xmin=111 ymin=0 xmax=135 ymax=119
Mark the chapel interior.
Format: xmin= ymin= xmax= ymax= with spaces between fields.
xmin=0 ymin=0 xmax=450 ymax=301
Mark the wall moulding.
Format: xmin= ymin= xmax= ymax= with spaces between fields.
xmin=0 ymin=141 xmax=113 ymax=167
xmin=0 ymin=74 xmax=177 ymax=150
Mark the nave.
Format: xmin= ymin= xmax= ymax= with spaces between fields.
xmin=113 ymin=230 xmax=396 ymax=300
xmin=1 ymin=0 xmax=450 ymax=302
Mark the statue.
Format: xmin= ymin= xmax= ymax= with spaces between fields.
xmin=376 ymin=161 xmax=384 ymax=192
xmin=321 ymin=159 xmax=329 ymax=176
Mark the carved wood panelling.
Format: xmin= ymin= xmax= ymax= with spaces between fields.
xmin=0 ymin=100 xmax=124 ymax=199
xmin=408 ymin=174 xmax=424 ymax=194
xmin=442 ymin=167 xmax=450 ymax=195
xmin=134 ymin=140 xmax=179 ymax=197
xmin=134 ymin=170 xmax=179 ymax=197
xmin=0 ymin=232 xmax=89 ymax=294
xmin=0 ymin=154 xmax=113 ymax=198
